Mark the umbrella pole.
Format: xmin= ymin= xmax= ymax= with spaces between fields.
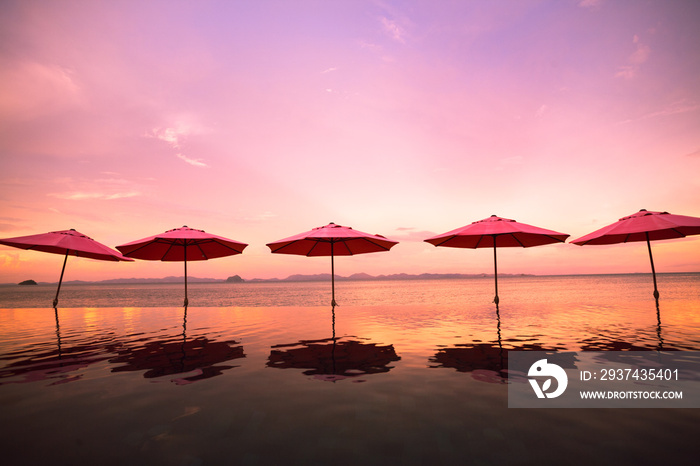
xmin=492 ymin=237 xmax=499 ymax=305
xmin=53 ymin=252 xmax=69 ymax=308
xmin=331 ymin=242 xmax=337 ymax=307
xmin=184 ymin=247 xmax=189 ymax=307
xmin=645 ymin=232 xmax=660 ymax=304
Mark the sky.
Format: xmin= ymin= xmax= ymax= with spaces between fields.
xmin=1 ymin=0 xmax=699 ymax=283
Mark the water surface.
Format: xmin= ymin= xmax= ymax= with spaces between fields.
xmin=1 ymin=275 xmax=699 ymax=465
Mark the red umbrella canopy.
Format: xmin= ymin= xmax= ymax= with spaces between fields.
xmin=424 ymin=215 xmax=570 ymax=248
xmin=116 ymin=226 xmax=248 ymax=261
xmin=266 ymin=222 xmax=398 ymax=256
xmin=0 ymin=229 xmax=132 ymax=261
xmin=571 ymin=209 xmax=700 ymax=245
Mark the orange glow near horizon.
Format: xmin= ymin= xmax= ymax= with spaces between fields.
xmin=1 ymin=1 xmax=699 ymax=283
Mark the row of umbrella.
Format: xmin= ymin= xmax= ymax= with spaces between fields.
xmin=1 ymin=209 xmax=699 ymax=307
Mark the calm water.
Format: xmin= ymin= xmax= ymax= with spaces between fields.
xmin=1 ymin=274 xmax=699 ymax=465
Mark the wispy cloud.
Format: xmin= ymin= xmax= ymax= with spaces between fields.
xmin=617 ymin=100 xmax=700 ymax=125
xmin=359 ymin=40 xmax=382 ymax=53
xmin=244 ymin=211 xmax=277 ymax=222
xmin=0 ymin=60 xmax=83 ymax=120
xmin=48 ymin=191 xmax=141 ymax=200
xmin=391 ymin=227 xmax=435 ymax=242
xmin=147 ymin=119 xmax=211 ymax=167
xmin=94 ymin=177 xmax=132 ymax=185
xmin=148 ymin=126 xmax=186 ymax=149
xmin=176 ymin=153 xmax=208 ymax=168
xmin=0 ymin=252 xmax=21 ymax=269
xmin=687 ymin=149 xmax=700 ymax=158
xmin=615 ymin=35 xmax=651 ymax=79
xmin=358 ymin=38 xmax=396 ymax=63
xmin=579 ymin=0 xmax=603 ymax=9
xmin=322 ymin=67 xmax=338 ymax=74
xmin=381 ymin=17 xmax=406 ymax=43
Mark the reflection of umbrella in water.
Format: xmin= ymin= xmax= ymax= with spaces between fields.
xmin=424 ymin=216 xmax=569 ymax=307
xmin=110 ymin=308 xmax=245 ymax=384
xmin=0 ymin=312 xmax=120 ymax=386
xmin=0 ymin=229 xmax=133 ymax=307
xmin=431 ymin=343 xmax=510 ymax=384
xmin=429 ymin=302 xmax=508 ymax=383
xmin=579 ymin=332 xmax=673 ymax=352
xmin=579 ymin=338 xmax=655 ymax=352
xmin=266 ymin=222 xmax=398 ymax=306
xmin=430 ymin=310 xmax=571 ymax=383
xmin=117 ymin=226 xmax=247 ymax=306
xmin=267 ymin=306 xmax=400 ymax=382
xmin=430 ymin=342 xmax=576 ymax=384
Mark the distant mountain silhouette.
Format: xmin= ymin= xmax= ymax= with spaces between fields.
xmin=245 ymin=272 xmax=531 ymax=283
xmin=0 ymin=272 xmax=688 ymax=286
xmin=3 ymin=272 xmax=692 ymax=287
xmin=8 ymin=272 xmax=535 ymax=286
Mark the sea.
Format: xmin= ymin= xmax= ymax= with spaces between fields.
xmin=1 ymin=274 xmax=699 ymax=465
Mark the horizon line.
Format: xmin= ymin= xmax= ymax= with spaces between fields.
xmin=5 ymin=270 xmax=699 ymax=286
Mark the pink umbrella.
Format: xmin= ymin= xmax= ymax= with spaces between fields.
xmin=0 ymin=229 xmax=133 ymax=307
xmin=571 ymin=209 xmax=700 ymax=303
xmin=424 ymin=215 xmax=569 ymax=305
xmin=266 ymin=222 xmax=398 ymax=306
xmin=116 ymin=226 xmax=248 ymax=306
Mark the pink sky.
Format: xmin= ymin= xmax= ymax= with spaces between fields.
xmin=1 ymin=0 xmax=699 ymax=283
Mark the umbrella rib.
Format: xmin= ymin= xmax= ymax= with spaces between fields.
xmin=429 ymin=236 xmax=455 ymax=247
xmin=196 ymin=242 xmax=207 ymax=260
xmin=511 ymin=234 xmax=525 ymax=248
xmin=212 ymin=238 xmax=245 ymax=253
xmin=333 ymin=239 xmax=350 ymax=256
xmin=269 ymin=242 xmax=293 ymax=253
xmin=670 ymin=227 xmax=685 ymax=238
xmin=162 ymin=240 xmax=178 ymax=260
xmin=306 ymin=240 xmax=323 ymax=257
xmin=123 ymin=239 xmax=168 ymax=258
xmin=359 ymin=237 xmax=392 ymax=251
xmin=544 ymin=234 xmax=567 ymax=244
